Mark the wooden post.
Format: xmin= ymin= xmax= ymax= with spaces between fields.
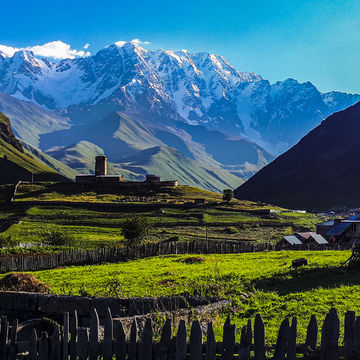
xmin=353 ymin=316 xmax=360 ymax=357
xmin=273 ymin=318 xmax=289 ymax=360
xmin=103 ymin=307 xmax=113 ymax=360
xmin=7 ymin=319 xmax=18 ymax=360
xmin=305 ymin=314 xmax=318 ymax=359
xmin=222 ymin=316 xmax=235 ymax=360
xmin=89 ymin=308 xmax=99 ymax=360
xmin=320 ymin=308 xmax=340 ymax=360
xmin=128 ymin=318 xmax=138 ymax=360
xmin=344 ymin=311 xmax=356 ymax=360
xmin=254 ymin=314 xmax=265 ymax=360
xmin=239 ymin=319 xmax=252 ymax=360
xmin=206 ymin=322 xmax=216 ymax=360
xmin=29 ymin=328 xmax=38 ymax=360
xmin=70 ymin=310 xmax=78 ymax=360
xmin=113 ymin=319 xmax=126 ymax=360
xmin=39 ymin=331 xmax=49 ymax=360
xmin=159 ymin=319 xmax=172 ymax=360
xmin=287 ymin=317 xmax=297 ymax=360
xmin=77 ymin=327 xmax=89 ymax=360
xmin=50 ymin=325 xmax=62 ymax=360
xmin=175 ymin=320 xmax=187 ymax=360
xmin=141 ymin=318 xmax=153 ymax=360
xmin=63 ymin=312 xmax=70 ymax=360
xmin=0 ymin=316 xmax=8 ymax=360
xmin=189 ymin=320 xmax=202 ymax=360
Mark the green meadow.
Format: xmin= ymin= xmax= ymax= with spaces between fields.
xmin=24 ymin=250 xmax=357 ymax=343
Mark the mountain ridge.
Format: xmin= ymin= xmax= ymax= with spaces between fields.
xmin=1 ymin=42 xmax=359 ymax=154
xmin=234 ymin=102 xmax=360 ymax=209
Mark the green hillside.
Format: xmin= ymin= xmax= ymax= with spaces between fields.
xmin=0 ymin=112 xmax=68 ymax=185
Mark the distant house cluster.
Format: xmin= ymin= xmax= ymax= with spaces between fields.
xmin=317 ymin=214 xmax=360 ymax=243
xmin=76 ymin=156 xmax=178 ymax=188
xmin=281 ymin=232 xmax=328 ymax=246
xmin=281 ymin=213 xmax=360 ymax=246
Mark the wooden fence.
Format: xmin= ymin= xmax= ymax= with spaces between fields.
xmin=0 ymin=306 xmax=358 ymax=359
xmin=0 ymin=240 xmax=352 ymax=273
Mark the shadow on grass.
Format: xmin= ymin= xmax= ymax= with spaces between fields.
xmin=254 ymin=265 xmax=360 ymax=295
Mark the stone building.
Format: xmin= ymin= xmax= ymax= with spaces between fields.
xmin=76 ymin=156 xmax=178 ymax=188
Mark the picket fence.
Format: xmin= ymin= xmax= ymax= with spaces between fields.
xmin=0 ymin=306 xmax=358 ymax=359
xmin=0 ymin=240 xmax=352 ymax=273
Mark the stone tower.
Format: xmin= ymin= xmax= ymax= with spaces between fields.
xmin=95 ymin=156 xmax=107 ymax=176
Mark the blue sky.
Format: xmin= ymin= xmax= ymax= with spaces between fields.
xmin=2 ymin=0 xmax=360 ymax=93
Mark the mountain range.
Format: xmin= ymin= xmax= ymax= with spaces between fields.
xmin=0 ymin=41 xmax=359 ymax=191
xmin=234 ymin=102 xmax=360 ymax=210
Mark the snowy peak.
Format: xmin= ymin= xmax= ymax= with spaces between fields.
xmin=0 ymin=41 xmax=359 ymax=155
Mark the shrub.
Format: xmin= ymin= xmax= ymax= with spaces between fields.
xmin=121 ymin=216 xmax=152 ymax=247
xmin=0 ymin=234 xmax=19 ymax=248
xmin=39 ymin=228 xmax=76 ymax=247
xmin=223 ymin=189 xmax=234 ymax=203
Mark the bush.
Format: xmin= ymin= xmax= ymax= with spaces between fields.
xmin=39 ymin=228 xmax=76 ymax=247
xmin=0 ymin=234 xmax=19 ymax=248
xmin=223 ymin=189 xmax=234 ymax=203
xmin=121 ymin=216 xmax=152 ymax=247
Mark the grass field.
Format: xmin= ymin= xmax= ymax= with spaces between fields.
xmin=23 ymin=250 xmax=355 ymax=343
xmin=0 ymin=200 xmax=321 ymax=251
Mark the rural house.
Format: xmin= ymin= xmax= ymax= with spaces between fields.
xmin=325 ymin=214 xmax=360 ymax=243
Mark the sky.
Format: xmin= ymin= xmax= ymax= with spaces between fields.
xmin=1 ymin=0 xmax=360 ymax=93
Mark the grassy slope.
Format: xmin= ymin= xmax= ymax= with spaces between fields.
xmin=2 ymin=182 xmax=320 ymax=250
xmin=27 ymin=251 xmax=355 ymax=342
xmin=21 ymin=141 xmax=77 ymax=180
xmin=0 ymin=113 xmax=68 ymax=184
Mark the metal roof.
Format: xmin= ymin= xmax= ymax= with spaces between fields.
xmin=327 ymin=214 xmax=360 ymax=236
xmin=312 ymin=234 xmax=328 ymax=244
xmin=283 ymin=235 xmax=303 ymax=245
xmin=319 ymin=220 xmax=335 ymax=227
xmin=296 ymin=232 xmax=314 ymax=240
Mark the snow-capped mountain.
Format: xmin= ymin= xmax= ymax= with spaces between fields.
xmin=0 ymin=41 xmax=359 ymax=154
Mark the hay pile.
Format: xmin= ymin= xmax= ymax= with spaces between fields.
xmin=0 ymin=273 xmax=49 ymax=293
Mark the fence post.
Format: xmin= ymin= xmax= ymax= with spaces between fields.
xmin=206 ymin=322 xmax=216 ymax=360
xmin=89 ymin=308 xmax=99 ymax=359
xmin=128 ymin=318 xmax=138 ymax=360
xmin=254 ymin=314 xmax=265 ymax=360
xmin=141 ymin=318 xmax=153 ymax=360
xmin=344 ymin=311 xmax=355 ymax=359
xmin=77 ymin=327 xmax=89 ymax=360
xmin=353 ymin=316 xmax=360 ymax=357
xmin=239 ymin=319 xmax=252 ymax=360
xmin=0 ymin=316 xmax=8 ymax=360
xmin=304 ymin=314 xmax=318 ymax=359
xmin=29 ymin=328 xmax=38 ymax=360
xmin=113 ymin=319 xmax=126 ymax=360
xmin=63 ymin=312 xmax=69 ymax=360
xmin=189 ymin=320 xmax=202 ymax=360
xmin=287 ymin=317 xmax=297 ymax=360
xmin=159 ymin=319 xmax=172 ymax=360
xmin=39 ymin=331 xmax=49 ymax=360
xmin=175 ymin=320 xmax=187 ymax=360
xmin=104 ymin=307 xmax=113 ymax=360
xmin=70 ymin=310 xmax=78 ymax=360
xmin=273 ymin=318 xmax=289 ymax=360
xmin=7 ymin=319 xmax=18 ymax=360
xmin=320 ymin=308 xmax=340 ymax=360
xmin=222 ymin=316 xmax=235 ymax=360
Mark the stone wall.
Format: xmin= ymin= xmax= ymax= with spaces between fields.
xmin=0 ymin=291 xmax=230 ymax=327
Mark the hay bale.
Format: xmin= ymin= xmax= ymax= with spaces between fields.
xmin=0 ymin=273 xmax=49 ymax=293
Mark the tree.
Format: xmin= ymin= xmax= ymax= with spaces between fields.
xmin=121 ymin=216 xmax=152 ymax=247
xmin=223 ymin=189 xmax=234 ymax=203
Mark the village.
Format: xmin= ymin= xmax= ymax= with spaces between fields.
xmin=282 ymin=213 xmax=360 ymax=247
